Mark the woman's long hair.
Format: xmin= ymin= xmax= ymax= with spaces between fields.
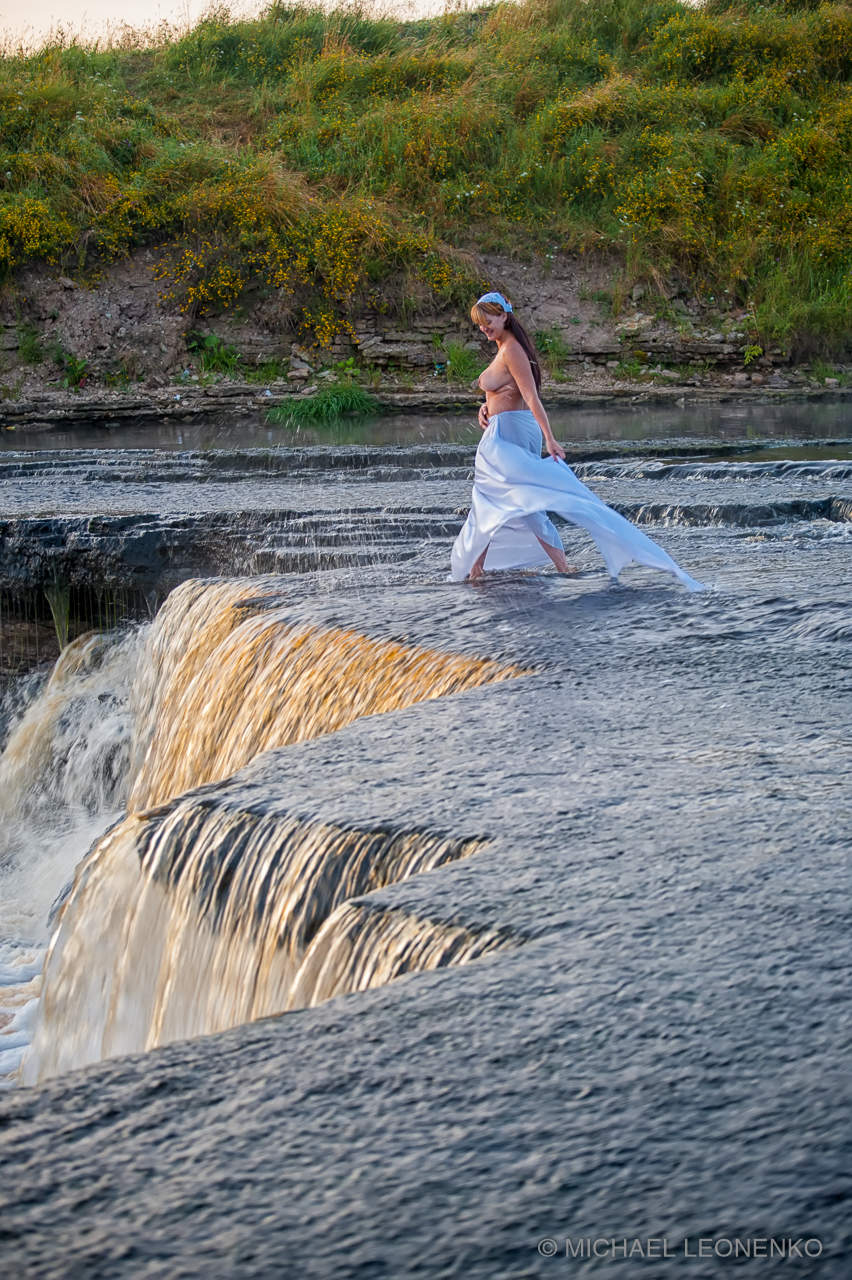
xmin=470 ymin=300 xmax=542 ymax=392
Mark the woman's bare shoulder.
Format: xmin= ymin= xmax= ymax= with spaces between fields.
xmin=502 ymin=335 xmax=533 ymax=374
xmin=504 ymin=334 xmax=529 ymax=360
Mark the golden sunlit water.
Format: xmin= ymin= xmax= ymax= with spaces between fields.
xmin=130 ymin=577 xmax=526 ymax=811
xmin=24 ymin=799 xmax=501 ymax=1080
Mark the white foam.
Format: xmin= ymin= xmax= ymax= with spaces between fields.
xmin=0 ymin=628 xmax=141 ymax=1086
xmin=0 ymin=994 xmax=42 ymax=1081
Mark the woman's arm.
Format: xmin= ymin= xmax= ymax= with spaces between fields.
xmin=503 ymin=341 xmax=565 ymax=460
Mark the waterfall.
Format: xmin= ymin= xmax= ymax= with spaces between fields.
xmin=0 ymin=628 xmax=140 ymax=1082
xmin=17 ymin=577 xmax=523 ymax=1083
xmin=286 ymin=900 xmax=512 ymax=1010
xmin=129 ymin=578 xmax=523 ymax=810
xmin=0 ymin=629 xmax=139 ymax=846
xmin=23 ymin=799 xmax=499 ymax=1082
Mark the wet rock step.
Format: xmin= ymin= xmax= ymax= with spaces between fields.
xmin=0 ymin=509 xmax=461 ymax=598
xmin=0 ymin=444 xmax=475 ymax=482
xmin=246 ymin=546 xmax=420 ymax=574
xmin=621 ymin=497 xmax=850 ymax=528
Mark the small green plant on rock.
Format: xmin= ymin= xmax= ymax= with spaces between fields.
xmin=535 ymin=326 xmax=572 ymax=379
xmin=807 ymin=360 xmax=846 ymax=385
xmin=442 ymin=340 xmax=479 ymax=382
xmin=743 ymin=344 xmax=763 ymax=368
xmin=331 ymin=356 xmax=359 ymax=381
xmin=244 ymin=359 xmax=288 ymax=384
xmin=614 ymin=356 xmax=647 ymax=380
xmin=186 ymin=331 xmax=241 ymax=375
xmin=104 ymin=358 xmax=142 ymax=389
xmin=17 ymin=324 xmax=43 ymax=364
xmin=52 ymin=345 xmax=89 ymax=390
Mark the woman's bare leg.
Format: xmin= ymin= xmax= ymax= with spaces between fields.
xmin=469 ymin=547 xmax=488 ymax=580
xmin=537 ymin=537 xmax=576 ymax=574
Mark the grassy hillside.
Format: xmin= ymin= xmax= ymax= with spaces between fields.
xmin=1 ymin=0 xmax=850 ymax=356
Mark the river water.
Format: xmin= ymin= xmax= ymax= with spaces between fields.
xmin=0 ymin=400 xmax=850 ymax=1276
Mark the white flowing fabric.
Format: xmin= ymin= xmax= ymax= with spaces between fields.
xmin=449 ymin=410 xmax=703 ymax=590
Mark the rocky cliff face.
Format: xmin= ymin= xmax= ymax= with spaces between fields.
xmin=0 ymin=249 xmax=799 ymax=406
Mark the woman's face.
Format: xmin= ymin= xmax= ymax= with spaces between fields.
xmin=477 ymin=311 xmax=507 ymax=342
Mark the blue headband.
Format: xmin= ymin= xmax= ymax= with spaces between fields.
xmin=476 ymin=291 xmax=513 ymax=313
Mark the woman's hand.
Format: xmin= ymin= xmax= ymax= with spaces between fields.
xmin=544 ymin=435 xmax=566 ymax=461
xmin=478 ymin=402 xmax=490 ymax=431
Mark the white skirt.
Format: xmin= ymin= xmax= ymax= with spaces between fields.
xmin=449 ymin=410 xmax=703 ymax=590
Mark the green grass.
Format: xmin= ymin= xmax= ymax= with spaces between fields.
xmin=187 ymin=330 xmax=241 ymax=373
xmin=441 ymin=340 xmax=480 ymax=382
xmin=1 ymin=0 xmax=851 ymax=355
xmin=807 ymin=359 xmax=849 ymax=385
xmin=614 ymin=356 xmax=649 ymax=380
xmin=535 ymin=326 xmax=573 ymax=377
xmin=16 ymin=324 xmax=43 ymax=363
xmin=267 ymin=383 xmax=380 ymax=426
xmin=243 ymin=357 xmax=289 ymax=382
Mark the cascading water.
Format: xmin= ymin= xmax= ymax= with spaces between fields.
xmin=0 ymin=628 xmax=141 ymax=1081
xmin=285 ymin=900 xmax=513 ymax=1011
xmin=0 ymin=631 xmax=137 ymax=834
xmin=18 ymin=578 xmax=523 ymax=1083
xmin=129 ymin=578 xmax=524 ymax=810
xmin=23 ymin=804 xmax=496 ymax=1081
xmin=23 ymin=447 xmax=846 ymax=1087
xmin=3 ymin=413 xmax=850 ymax=1274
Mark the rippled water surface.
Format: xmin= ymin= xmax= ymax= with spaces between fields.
xmin=0 ymin=400 xmax=850 ymax=1277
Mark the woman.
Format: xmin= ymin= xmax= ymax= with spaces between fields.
xmin=449 ymin=291 xmax=703 ymax=591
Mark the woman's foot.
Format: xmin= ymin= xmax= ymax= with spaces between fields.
xmin=468 ymin=548 xmax=488 ymax=581
xmin=536 ymin=538 xmax=575 ymax=575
